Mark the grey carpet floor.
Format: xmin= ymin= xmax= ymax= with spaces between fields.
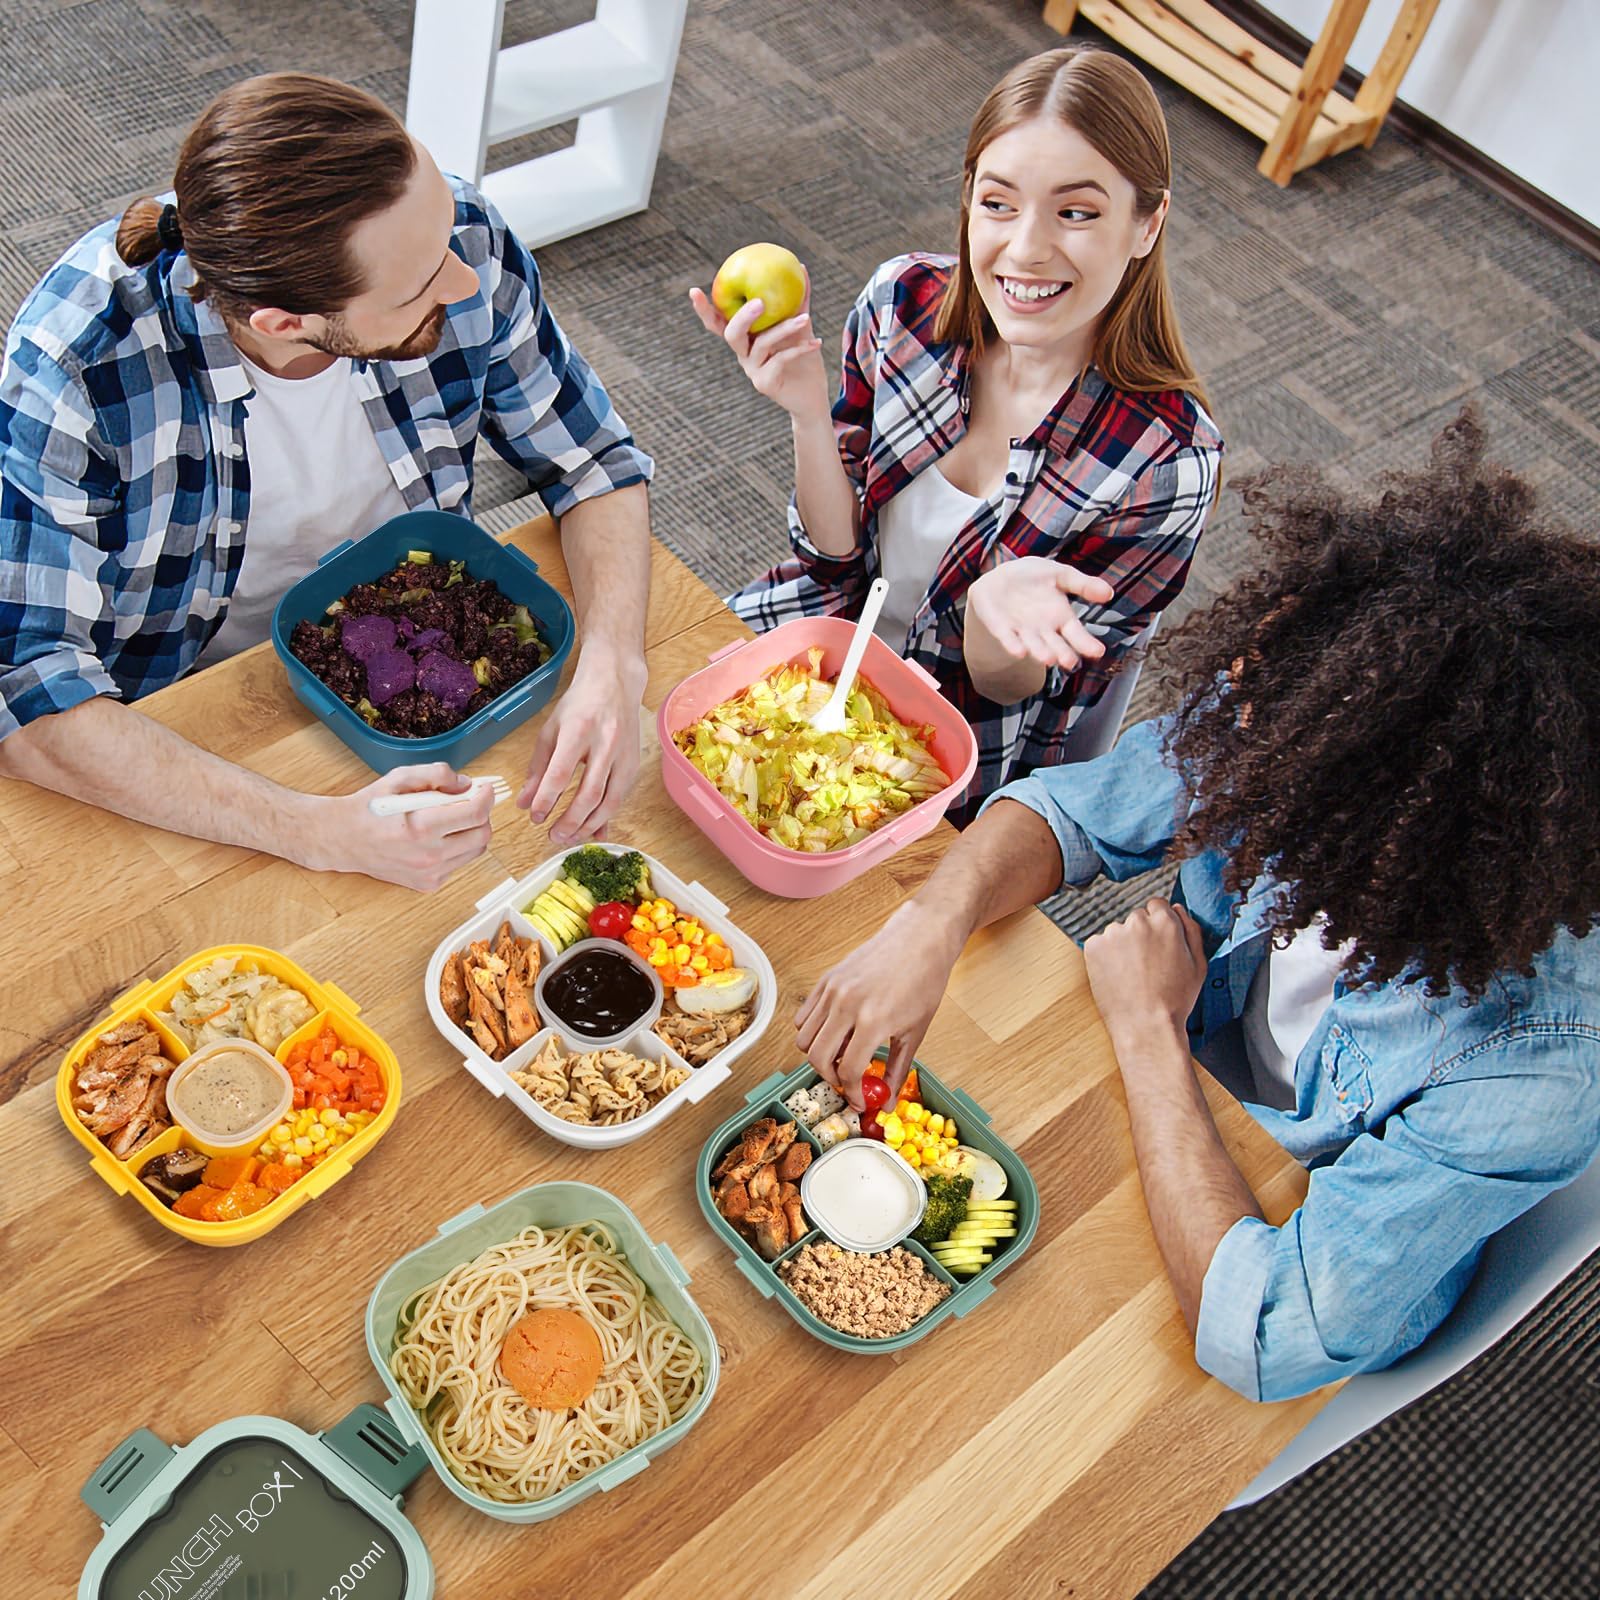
xmin=5 ymin=0 xmax=1599 ymax=1594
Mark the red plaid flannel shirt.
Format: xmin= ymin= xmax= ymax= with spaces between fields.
xmin=729 ymin=253 xmax=1222 ymax=825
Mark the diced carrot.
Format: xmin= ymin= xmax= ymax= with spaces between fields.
xmin=174 ymin=1185 xmax=224 ymax=1220
xmin=203 ymin=1154 xmax=259 ymax=1189
xmin=259 ymin=1162 xmax=301 ymax=1194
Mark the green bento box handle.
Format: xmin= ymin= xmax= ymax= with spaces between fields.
xmin=322 ymin=1404 xmax=429 ymax=1501
xmin=81 ymin=1428 xmax=173 ymax=1526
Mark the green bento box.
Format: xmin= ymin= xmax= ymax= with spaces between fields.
xmin=697 ymin=1057 xmax=1040 ymax=1353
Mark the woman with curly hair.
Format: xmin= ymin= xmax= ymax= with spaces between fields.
xmin=796 ymin=409 xmax=1600 ymax=1401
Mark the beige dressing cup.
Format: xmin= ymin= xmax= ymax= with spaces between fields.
xmin=167 ymin=1039 xmax=293 ymax=1155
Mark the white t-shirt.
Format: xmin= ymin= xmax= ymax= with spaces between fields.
xmin=1240 ymin=913 xmax=1355 ymax=1109
xmin=872 ymin=464 xmax=986 ymax=649
xmin=204 ymin=352 xmax=409 ymax=662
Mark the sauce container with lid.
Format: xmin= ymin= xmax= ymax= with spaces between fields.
xmin=166 ymin=1039 xmax=293 ymax=1154
xmin=533 ymin=938 xmax=663 ymax=1050
xmin=800 ymin=1139 xmax=926 ymax=1252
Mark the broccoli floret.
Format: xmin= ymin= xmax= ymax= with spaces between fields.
xmin=911 ymin=1173 xmax=973 ymax=1246
xmin=562 ymin=845 xmax=650 ymax=904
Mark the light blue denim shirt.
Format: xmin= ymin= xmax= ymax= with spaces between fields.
xmin=986 ymin=717 xmax=1600 ymax=1402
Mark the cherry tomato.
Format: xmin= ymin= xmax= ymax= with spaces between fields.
xmin=589 ymin=901 xmax=633 ymax=940
xmin=859 ymin=1075 xmax=891 ymax=1114
xmin=861 ymin=1110 xmax=887 ymax=1140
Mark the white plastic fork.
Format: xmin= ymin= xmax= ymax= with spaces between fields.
xmin=368 ymin=773 xmax=511 ymax=818
xmin=808 ymin=577 xmax=891 ymax=734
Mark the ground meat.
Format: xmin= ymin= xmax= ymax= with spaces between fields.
xmin=777 ymin=1244 xmax=950 ymax=1338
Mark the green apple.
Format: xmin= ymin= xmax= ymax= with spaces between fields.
xmin=710 ymin=242 xmax=806 ymax=332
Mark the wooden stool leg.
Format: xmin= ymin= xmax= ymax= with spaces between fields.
xmin=1042 ymin=0 xmax=1082 ymax=35
xmin=1257 ymin=0 xmax=1370 ymax=185
xmin=1353 ymin=0 xmax=1443 ymax=146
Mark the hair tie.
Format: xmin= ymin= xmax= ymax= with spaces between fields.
xmin=156 ymin=203 xmax=184 ymax=252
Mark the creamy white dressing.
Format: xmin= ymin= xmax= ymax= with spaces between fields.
xmin=170 ymin=1046 xmax=289 ymax=1141
xmin=802 ymin=1141 xmax=923 ymax=1248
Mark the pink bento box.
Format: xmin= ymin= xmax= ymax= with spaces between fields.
xmin=658 ymin=618 xmax=979 ymax=899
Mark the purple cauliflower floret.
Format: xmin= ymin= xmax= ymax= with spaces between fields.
xmin=340 ymin=613 xmax=398 ymax=664
xmin=407 ymin=627 xmax=449 ymax=656
xmin=415 ymin=650 xmax=480 ymax=713
xmin=365 ymin=646 xmax=417 ymax=707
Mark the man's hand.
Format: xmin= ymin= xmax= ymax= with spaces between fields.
xmin=316 ymin=763 xmax=495 ymax=892
xmin=517 ymin=650 xmax=646 ymax=846
xmin=795 ymin=906 xmax=964 ymax=1110
xmin=1083 ymin=897 xmax=1208 ymax=1051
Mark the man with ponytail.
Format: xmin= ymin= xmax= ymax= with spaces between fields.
xmin=0 ymin=74 xmax=653 ymax=891
xmin=692 ymin=46 xmax=1221 ymax=824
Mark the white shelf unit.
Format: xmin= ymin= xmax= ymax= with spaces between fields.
xmin=404 ymin=0 xmax=687 ymax=249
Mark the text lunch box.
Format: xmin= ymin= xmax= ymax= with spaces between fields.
xmin=78 ymin=1182 xmax=721 ymax=1597
xmin=698 ymin=1058 xmax=1039 ymax=1353
xmin=57 ymin=944 xmax=401 ymax=1246
xmin=425 ymin=844 xmax=777 ymax=1150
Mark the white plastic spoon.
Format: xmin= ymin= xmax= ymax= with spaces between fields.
xmin=809 ymin=577 xmax=890 ymax=734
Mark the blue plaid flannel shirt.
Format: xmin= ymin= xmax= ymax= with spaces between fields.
xmin=0 ymin=177 xmax=653 ymax=738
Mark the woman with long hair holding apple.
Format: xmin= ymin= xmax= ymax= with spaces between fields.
xmin=691 ymin=44 xmax=1221 ymax=824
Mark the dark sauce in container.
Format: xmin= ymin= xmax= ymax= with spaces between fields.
xmin=542 ymin=948 xmax=656 ymax=1039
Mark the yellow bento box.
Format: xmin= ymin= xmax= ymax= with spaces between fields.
xmin=56 ymin=944 xmax=401 ymax=1246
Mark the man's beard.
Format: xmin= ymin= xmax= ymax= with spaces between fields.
xmin=310 ymin=303 xmax=448 ymax=361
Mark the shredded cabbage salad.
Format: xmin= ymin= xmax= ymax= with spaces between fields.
xmin=674 ymin=649 xmax=947 ymax=852
xmin=156 ymin=958 xmax=314 ymax=1050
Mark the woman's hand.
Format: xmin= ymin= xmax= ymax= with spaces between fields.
xmin=318 ymin=764 xmax=496 ymax=892
xmin=794 ymin=906 xmax=965 ymax=1109
xmin=689 ymin=272 xmax=830 ymax=422
xmin=966 ymin=556 xmax=1116 ymax=674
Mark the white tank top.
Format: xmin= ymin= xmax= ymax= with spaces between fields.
xmin=205 ymin=352 xmax=409 ymax=662
xmin=1241 ymin=914 xmax=1356 ymax=1109
xmin=872 ymin=463 xmax=986 ymax=650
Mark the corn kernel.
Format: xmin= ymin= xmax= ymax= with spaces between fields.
xmin=271 ymin=1124 xmax=292 ymax=1145
xmin=283 ymin=1152 xmax=303 ymax=1169
xmin=631 ymin=913 xmax=651 ymax=931
xmin=330 ymin=1049 xmax=348 ymax=1068
xmin=293 ymin=1136 xmax=314 ymax=1156
xmin=319 ymin=1108 xmax=341 ymax=1126
xmin=690 ymin=955 xmax=709 ymax=972
xmin=308 ymin=1123 xmax=328 ymax=1144
xmin=673 ymin=943 xmax=691 ymax=963
xmin=926 ymin=1113 xmax=945 ymax=1136
xmin=706 ymin=932 xmax=723 ymax=946
xmin=648 ymin=950 xmax=669 ymax=967
xmin=945 ymin=1119 xmax=959 ymax=1143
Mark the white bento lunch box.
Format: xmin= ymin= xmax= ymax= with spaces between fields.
xmin=425 ymin=845 xmax=777 ymax=1149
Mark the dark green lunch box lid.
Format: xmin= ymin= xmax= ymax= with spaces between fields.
xmin=78 ymin=1407 xmax=434 ymax=1599
xmin=697 ymin=1055 xmax=1041 ymax=1352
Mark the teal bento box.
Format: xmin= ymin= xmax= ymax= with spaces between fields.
xmin=79 ymin=1183 xmax=718 ymax=1595
xmin=271 ymin=509 xmax=575 ymax=774
xmin=698 ymin=1058 xmax=1039 ymax=1353
xmin=364 ymin=1181 xmax=719 ymax=1523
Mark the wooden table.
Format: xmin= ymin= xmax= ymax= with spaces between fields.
xmin=0 ymin=519 xmax=1328 ymax=1597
